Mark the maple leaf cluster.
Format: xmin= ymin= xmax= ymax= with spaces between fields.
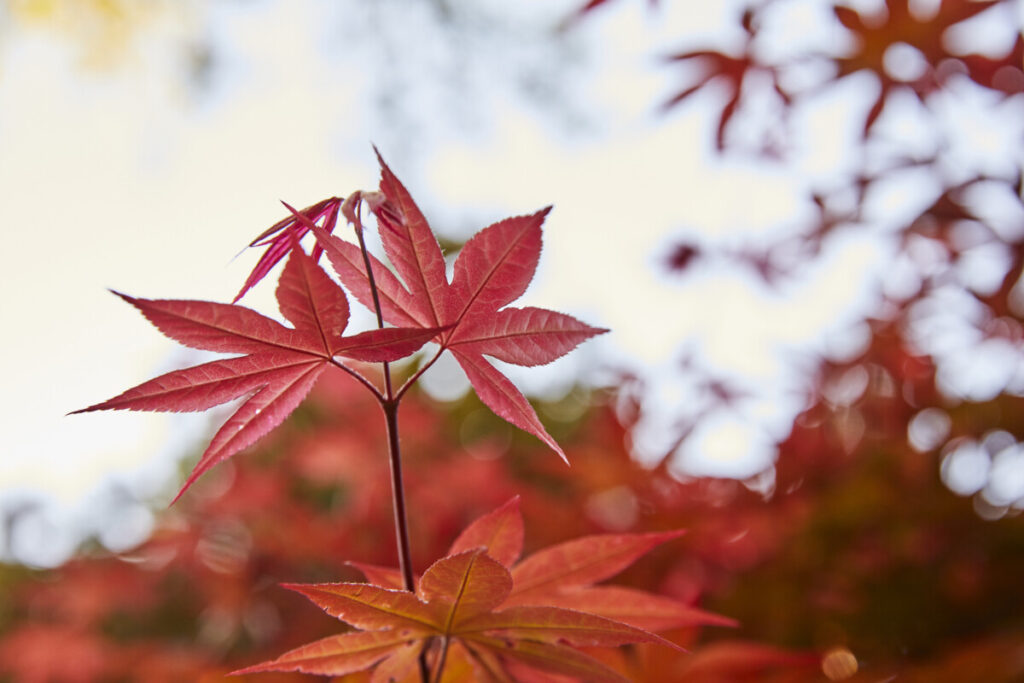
xmin=572 ymin=0 xmax=1022 ymax=148
xmin=235 ymin=497 xmax=731 ymax=681
xmin=75 ymin=152 xmax=606 ymax=502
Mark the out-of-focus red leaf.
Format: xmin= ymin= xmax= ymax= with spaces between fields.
xmin=672 ymin=641 xmax=820 ymax=679
xmin=508 ymin=530 xmax=684 ymax=600
xmin=830 ymin=0 xmax=1003 ymax=135
xmin=447 ymin=495 xmax=524 ymax=567
xmin=662 ymin=45 xmax=787 ymax=150
xmin=535 ymin=586 xmax=738 ymax=632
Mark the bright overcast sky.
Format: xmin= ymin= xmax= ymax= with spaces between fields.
xmin=0 ymin=0 xmax=904 ymax=563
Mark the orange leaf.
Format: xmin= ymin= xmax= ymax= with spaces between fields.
xmin=419 ymin=550 xmax=513 ymax=629
xmin=283 ymin=583 xmax=437 ymax=633
xmin=447 ymin=496 xmax=524 ymax=567
xmin=231 ymin=630 xmax=417 ymax=676
xmin=509 ymin=530 xmax=684 ymax=600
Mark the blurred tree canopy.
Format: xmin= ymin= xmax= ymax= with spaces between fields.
xmin=2 ymin=0 xmax=1023 ymax=680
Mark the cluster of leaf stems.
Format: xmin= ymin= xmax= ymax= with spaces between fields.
xmin=330 ymin=196 xmax=439 ymax=682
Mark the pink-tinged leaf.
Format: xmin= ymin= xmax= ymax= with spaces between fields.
xmin=461 ymin=606 xmax=680 ymax=650
xmin=284 ymin=583 xmax=438 ymax=633
xmin=472 ymin=637 xmax=630 ymax=683
xmin=449 ymin=208 xmax=549 ymax=323
xmin=234 ymin=196 xmax=341 ymax=303
xmin=508 ymin=530 xmax=685 ymax=600
xmin=372 ymin=150 xmax=450 ymax=326
xmin=452 ymin=350 xmax=567 ymax=463
xmin=71 ymin=352 xmax=320 ymax=415
xmin=369 ymin=640 xmax=424 ymax=683
xmin=311 ymin=224 xmax=427 ymax=327
xmin=419 ymin=551 xmax=513 ymax=629
xmin=347 ymin=562 xmax=407 ymax=590
xmin=448 ymin=496 xmax=524 ymax=568
xmin=533 ymin=586 xmax=737 ymax=632
xmin=276 ymin=246 xmax=350 ymax=352
xmin=173 ymin=361 xmax=326 ymax=502
xmin=333 ymin=326 xmax=446 ymax=363
xmin=80 ymin=270 xmax=358 ymax=503
xmin=113 ymin=292 xmax=323 ymax=356
xmin=450 ymin=307 xmax=608 ymax=367
xmin=231 ymin=629 xmax=415 ymax=676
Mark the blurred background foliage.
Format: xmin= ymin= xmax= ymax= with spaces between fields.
xmin=2 ymin=0 xmax=1023 ymax=680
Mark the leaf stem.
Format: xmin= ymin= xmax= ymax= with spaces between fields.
xmin=395 ymin=345 xmax=447 ymax=401
xmin=381 ymin=398 xmax=416 ymax=591
xmin=431 ymin=636 xmax=451 ymax=683
xmin=328 ymin=358 xmax=384 ymax=402
xmin=349 ymin=192 xmax=427 ymax=683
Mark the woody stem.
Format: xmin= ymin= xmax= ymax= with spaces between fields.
xmin=348 ymin=197 xmax=425 ymax=681
xmin=381 ymin=397 xmax=416 ymax=592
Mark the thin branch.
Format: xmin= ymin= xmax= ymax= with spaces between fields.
xmin=328 ymin=358 xmax=384 ymax=402
xmin=349 ymin=191 xmax=426 ymax=682
xmin=382 ymin=400 xmax=416 ymax=592
xmin=395 ymin=346 xmax=447 ymax=401
xmin=349 ymin=194 xmax=396 ymax=401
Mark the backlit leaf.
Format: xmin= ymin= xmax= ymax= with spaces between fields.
xmin=74 ymin=246 xmax=433 ymax=503
xmin=509 ymin=531 xmax=685 ymax=600
xmin=231 ymin=630 xmax=416 ymax=676
xmin=314 ymin=153 xmax=606 ymax=459
xmin=419 ymin=551 xmax=513 ymax=628
xmin=447 ymin=496 xmax=524 ymax=567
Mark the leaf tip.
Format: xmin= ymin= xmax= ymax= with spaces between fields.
xmin=653 ymin=528 xmax=687 ymax=544
xmin=167 ymin=479 xmax=193 ymax=507
xmin=108 ymin=289 xmax=136 ymax=305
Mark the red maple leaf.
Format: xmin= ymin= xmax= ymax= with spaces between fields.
xmin=662 ymin=10 xmax=789 ymax=151
xmin=73 ymin=243 xmax=441 ymax=503
xmin=300 ymin=152 xmax=608 ymax=461
xmin=235 ymin=498 xmax=731 ymax=681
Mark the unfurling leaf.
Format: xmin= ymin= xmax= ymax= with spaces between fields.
xmin=235 ymin=196 xmax=342 ymax=303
